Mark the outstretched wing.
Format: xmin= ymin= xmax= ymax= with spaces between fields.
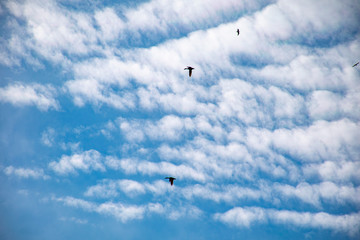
xmin=353 ymin=62 xmax=359 ymax=67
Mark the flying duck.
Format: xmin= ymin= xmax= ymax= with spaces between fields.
xmin=184 ymin=66 xmax=194 ymax=77
xmin=165 ymin=177 xmax=176 ymax=186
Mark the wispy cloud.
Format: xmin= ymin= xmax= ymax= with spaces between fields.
xmin=54 ymin=196 xmax=201 ymax=222
xmin=41 ymin=127 xmax=56 ymax=147
xmin=303 ymin=161 xmax=360 ymax=183
xmin=215 ymin=207 xmax=360 ymax=235
xmin=0 ymin=83 xmax=59 ymax=111
xmin=4 ymin=166 xmax=49 ymax=180
xmin=59 ymin=217 xmax=88 ymax=225
xmin=49 ymin=150 xmax=105 ymax=175
xmin=105 ymin=157 xmax=207 ymax=182
xmin=83 ymin=178 xmax=360 ymax=209
xmin=1 ymin=0 xmax=360 ymax=238
xmin=84 ymin=179 xmax=148 ymax=198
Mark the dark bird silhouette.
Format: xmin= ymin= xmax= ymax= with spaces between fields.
xmin=237 ymin=29 xmax=240 ymax=35
xmin=165 ymin=177 xmax=176 ymax=186
xmin=184 ymin=66 xmax=194 ymax=77
xmin=353 ymin=62 xmax=359 ymax=67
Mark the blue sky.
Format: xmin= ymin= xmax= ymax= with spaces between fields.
xmin=0 ymin=0 xmax=360 ymax=239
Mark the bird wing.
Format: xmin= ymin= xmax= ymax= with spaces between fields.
xmin=353 ymin=62 xmax=359 ymax=67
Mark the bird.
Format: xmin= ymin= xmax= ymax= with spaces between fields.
xmin=184 ymin=66 xmax=194 ymax=77
xmin=165 ymin=177 xmax=176 ymax=186
xmin=352 ymin=62 xmax=359 ymax=67
xmin=236 ymin=29 xmax=240 ymax=35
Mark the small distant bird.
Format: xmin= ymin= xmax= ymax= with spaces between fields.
xmin=165 ymin=177 xmax=176 ymax=186
xmin=353 ymin=62 xmax=359 ymax=67
xmin=236 ymin=29 xmax=240 ymax=35
xmin=184 ymin=66 xmax=194 ymax=77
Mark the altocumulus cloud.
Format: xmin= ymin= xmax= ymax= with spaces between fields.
xmin=4 ymin=166 xmax=49 ymax=180
xmin=1 ymin=0 xmax=360 ymax=238
xmin=214 ymin=207 xmax=360 ymax=235
xmin=0 ymin=83 xmax=59 ymax=111
xmin=54 ymin=196 xmax=201 ymax=223
xmin=49 ymin=150 xmax=105 ymax=175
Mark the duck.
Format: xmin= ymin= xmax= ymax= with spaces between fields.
xmin=165 ymin=177 xmax=176 ymax=186
xmin=184 ymin=66 xmax=194 ymax=77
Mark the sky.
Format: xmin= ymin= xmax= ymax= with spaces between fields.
xmin=0 ymin=0 xmax=360 ymax=239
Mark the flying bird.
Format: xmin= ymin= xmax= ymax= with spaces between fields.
xmin=236 ymin=29 xmax=240 ymax=35
xmin=165 ymin=177 xmax=176 ymax=186
xmin=353 ymin=62 xmax=359 ymax=67
xmin=184 ymin=66 xmax=194 ymax=77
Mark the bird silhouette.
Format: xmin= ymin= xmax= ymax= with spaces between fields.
xmin=237 ymin=29 xmax=240 ymax=35
xmin=165 ymin=177 xmax=176 ymax=186
xmin=353 ymin=62 xmax=359 ymax=67
xmin=184 ymin=66 xmax=194 ymax=77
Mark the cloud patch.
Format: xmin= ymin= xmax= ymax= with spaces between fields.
xmin=4 ymin=166 xmax=49 ymax=180
xmin=0 ymin=83 xmax=59 ymax=111
xmin=215 ymin=207 xmax=360 ymax=235
xmin=55 ymin=196 xmax=201 ymax=222
xmin=49 ymin=150 xmax=105 ymax=175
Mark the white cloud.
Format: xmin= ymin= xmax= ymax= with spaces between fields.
xmin=21 ymin=0 xmax=354 ymax=118
xmin=275 ymin=182 xmax=360 ymax=207
xmin=157 ymin=136 xmax=297 ymax=182
xmin=2 ymin=0 xmax=360 ymax=234
xmin=303 ymin=161 xmax=360 ymax=183
xmin=271 ymin=119 xmax=360 ymax=162
xmin=245 ymin=119 xmax=360 ymax=162
xmin=1 ymin=0 xmax=271 ymax=69
xmin=84 ymin=177 xmax=360 ymax=210
xmin=55 ymin=196 xmax=201 ymax=222
xmin=54 ymin=196 xmax=97 ymax=211
xmin=49 ymin=149 xmax=105 ymax=175
xmin=5 ymin=0 xmax=98 ymax=65
xmin=122 ymin=0 xmax=268 ymax=35
xmin=117 ymin=115 xmax=196 ymax=143
xmin=97 ymin=202 xmax=146 ymax=222
xmin=214 ymin=207 xmax=266 ymax=227
xmin=276 ymin=0 xmax=360 ymax=36
xmin=85 ymin=179 xmax=147 ymax=198
xmin=0 ymin=83 xmax=59 ymax=111
xmin=105 ymin=157 xmax=206 ymax=182
xmin=307 ymin=90 xmax=360 ymax=121
xmin=94 ymin=8 xmax=124 ymax=41
xmin=270 ymin=210 xmax=360 ymax=235
xmin=59 ymin=217 xmax=88 ymax=225
xmin=166 ymin=204 xmax=203 ymax=220
xmin=215 ymin=207 xmax=360 ymax=235
xmin=181 ymin=183 xmax=268 ymax=203
xmin=65 ymin=78 xmax=136 ymax=109
xmin=41 ymin=127 xmax=56 ymax=146
xmin=4 ymin=166 xmax=49 ymax=180
xmin=56 ymin=196 xmax=146 ymax=222
xmin=216 ymin=79 xmax=305 ymax=127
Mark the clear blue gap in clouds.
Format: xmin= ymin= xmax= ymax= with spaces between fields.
xmin=0 ymin=0 xmax=360 ymax=239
